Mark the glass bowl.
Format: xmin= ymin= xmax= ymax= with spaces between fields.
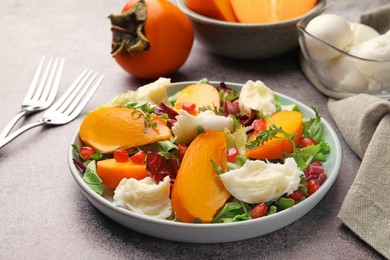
xmin=297 ymin=0 xmax=390 ymax=99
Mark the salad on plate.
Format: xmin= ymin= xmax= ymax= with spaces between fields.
xmin=71 ymin=78 xmax=330 ymax=224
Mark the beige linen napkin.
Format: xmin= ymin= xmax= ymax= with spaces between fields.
xmin=328 ymin=95 xmax=390 ymax=258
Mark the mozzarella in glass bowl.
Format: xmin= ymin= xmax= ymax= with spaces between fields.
xmin=297 ymin=0 xmax=390 ymax=98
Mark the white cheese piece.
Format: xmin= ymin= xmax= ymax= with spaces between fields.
xmin=305 ymin=14 xmax=352 ymax=61
xmin=113 ymin=176 xmax=172 ymax=220
xmin=109 ymin=77 xmax=171 ymax=107
xmin=238 ymin=80 xmax=276 ymax=116
xmin=172 ymin=110 xmax=234 ymax=145
xmin=348 ymin=22 xmax=380 ymax=47
xmin=220 ymin=158 xmax=302 ymax=204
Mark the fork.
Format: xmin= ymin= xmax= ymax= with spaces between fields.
xmin=0 ymin=70 xmax=104 ymax=149
xmin=0 ymin=57 xmax=65 ymax=139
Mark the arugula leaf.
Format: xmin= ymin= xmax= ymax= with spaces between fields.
xmin=211 ymin=160 xmax=224 ymax=175
xmin=125 ymin=100 xmax=157 ymax=113
xmin=90 ymin=150 xmax=103 ymax=161
xmin=267 ymin=205 xmax=277 ymax=215
xmin=197 ymin=125 xmax=205 ymax=135
xmin=274 ymin=197 xmax=295 ymax=210
xmin=219 ymin=87 xmax=240 ymax=103
xmin=168 ymin=92 xmax=179 ymax=106
xmin=247 ymin=124 xmax=296 ymax=151
xmin=303 ymin=107 xmax=323 ymax=143
xmin=298 ymin=175 xmax=308 ymax=194
xmin=83 ymin=160 xmax=103 ymax=195
xmin=212 ymin=199 xmax=251 ymax=223
xmin=292 ymin=141 xmax=330 ymax=170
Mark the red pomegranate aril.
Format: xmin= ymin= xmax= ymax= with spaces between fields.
xmin=251 ymin=203 xmax=268 ymax=219
xmin=114 ymin=149 xmax=129 ymax=162
xmin=310 ymin=161 xmax=323 ymax=167
xmin=317 ymin=172 xmax=328 ymax=185
xmin=304 ymin=165 xmax=324 ymax=178
xmin=287 ymin=190 xmax=306 ymax=204
xmin=300 ymin=137 xmax=316 ymax=148
xmin=307 ymin=179 xmax=320 ymax=195
xmin=131 ymin=150 xmax=146 ymax=164
xmin=79 ymin=146 xmax=95 ymax=161
xmin=182 ymin=102 xmax=197 ymax=115
xmin=177 ymin=143 xmax=188 ymax=158
xmin=226 ymin=147 xmax=239 ymax=162
xmin=252 ymin=119 xmax=267 ymax=132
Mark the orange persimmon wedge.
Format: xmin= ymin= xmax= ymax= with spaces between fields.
xmin=185 ymin=0 xmax=238 ymax=22
xmin=230 ymin=0 xmax=317 ymax=24
xmin=173 ymin=83 xmax=220 ymax=112
xmin=97 ymin=159 xmax=148 ymax=189
xmin=276 ymin=0 xmax=318 ymax=21
xmin=171 ymin=131 xmax=231 ymax=223
xmin=246 ymin=110 xmax=303 ymax=160
xmin=79 ymin=107 xmax=171 ymax=153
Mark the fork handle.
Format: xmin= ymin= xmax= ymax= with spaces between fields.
xmin=0 ymin=110 xmax=29 ymax=139
xmin=0 ymin=120 xmax=45 ymax=149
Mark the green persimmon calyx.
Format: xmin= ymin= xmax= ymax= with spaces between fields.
xmin=109 ymin=0 xmax=149 ymax=56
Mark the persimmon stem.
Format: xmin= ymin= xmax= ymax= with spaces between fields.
xmin=108 ymin=0 xmax=149 ymax=56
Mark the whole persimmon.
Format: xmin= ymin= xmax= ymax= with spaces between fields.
xmin=109 ymin=0 xmax=194 ymax=79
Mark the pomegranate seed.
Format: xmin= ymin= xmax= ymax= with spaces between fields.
xmin=251 ymin=203 xmax=268 ymax=219
xmin=131 ymin=150 xmax=146 ymax=164
xmin=226 ymin=147 xmax=239 ymax=162
xmin=177 ymin=144 xmax=188 ymax=158
xmin=299 ymin=137 xmax=316 ymax=148
xmin=307 ymin=179 xmax=320 ymax=195
xmin=304 ymin=165 xmax=324 ymax=178
xmin=310 ymin=161 xmax=323 ymax=167
xmin=252 ymin=119 xmax=267 ymax=132
xmin=79 ymin=146 xmax=95 ymax=161
xmin=182 ymin=102 xmax=197 ymax=115
xmin=317 ymin=172 xmax=328 ymax=185
xmin=287 ymin=190 xmax=306 ymax=204
xmin=114 ymin=149 xmax=129 ymax=162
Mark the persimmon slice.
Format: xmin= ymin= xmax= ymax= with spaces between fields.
xmin=230 ymin=0 xmax=317 ymax=24
xmin=97 ymin=159 xmax=148 ymax=189
xmin=171 ymin=131 xmax=231 ymax=223
xmin=246 ymin=110 xmax=303 ymax=159
xmin=185 ymin=0 xmax=238 ymax=22
xmin=79 ymin=107 xmax=171 ymax=153
xmin=173 ymin=83 xmax=220 ymax=112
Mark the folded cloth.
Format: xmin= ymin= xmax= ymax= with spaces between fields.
xmin=328 ymin=94 xmax=390 ymax=259
xmin=360 ymin=4 xmax=390 ymax=34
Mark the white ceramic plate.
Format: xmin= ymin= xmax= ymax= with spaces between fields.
xmin=68 ymin=81 xmax=342 ymax=243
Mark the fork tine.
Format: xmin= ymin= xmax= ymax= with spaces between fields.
xmin=31 ymin=57 xmax=53 ymax=101
xmin=23 ymin=57 xmax=46 ymax=102
xmin=49 ymin=69 xmax=90 ymax=112
xmin=47 ymin=58 xmax=65 ymax=104
xmin=57 ymin=70 xmax=95 ymax=113
xmin=66 ymin=74 xmax=104 ymax=119
xmin=40 ymin=57 xmax=65 ymax=103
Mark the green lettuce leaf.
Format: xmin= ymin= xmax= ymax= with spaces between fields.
xmin=212 ymin=199 xmax=251 ymax=223
xmin=83 ymin=160 xmax=103 ymax=195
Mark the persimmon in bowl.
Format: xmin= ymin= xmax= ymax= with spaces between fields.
xmin=176 ymin=0 xmax=325 ymax=59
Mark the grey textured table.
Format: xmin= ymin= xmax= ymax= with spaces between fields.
xmin=0 ymin=0 xmax=384 ymax=259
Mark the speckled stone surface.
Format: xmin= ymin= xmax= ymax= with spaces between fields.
xmin=0 ymin=0 xmax=385 ymax=259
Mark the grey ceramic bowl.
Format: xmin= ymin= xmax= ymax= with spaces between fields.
xmin=176 ymin=0 xmax=325 ymax=60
